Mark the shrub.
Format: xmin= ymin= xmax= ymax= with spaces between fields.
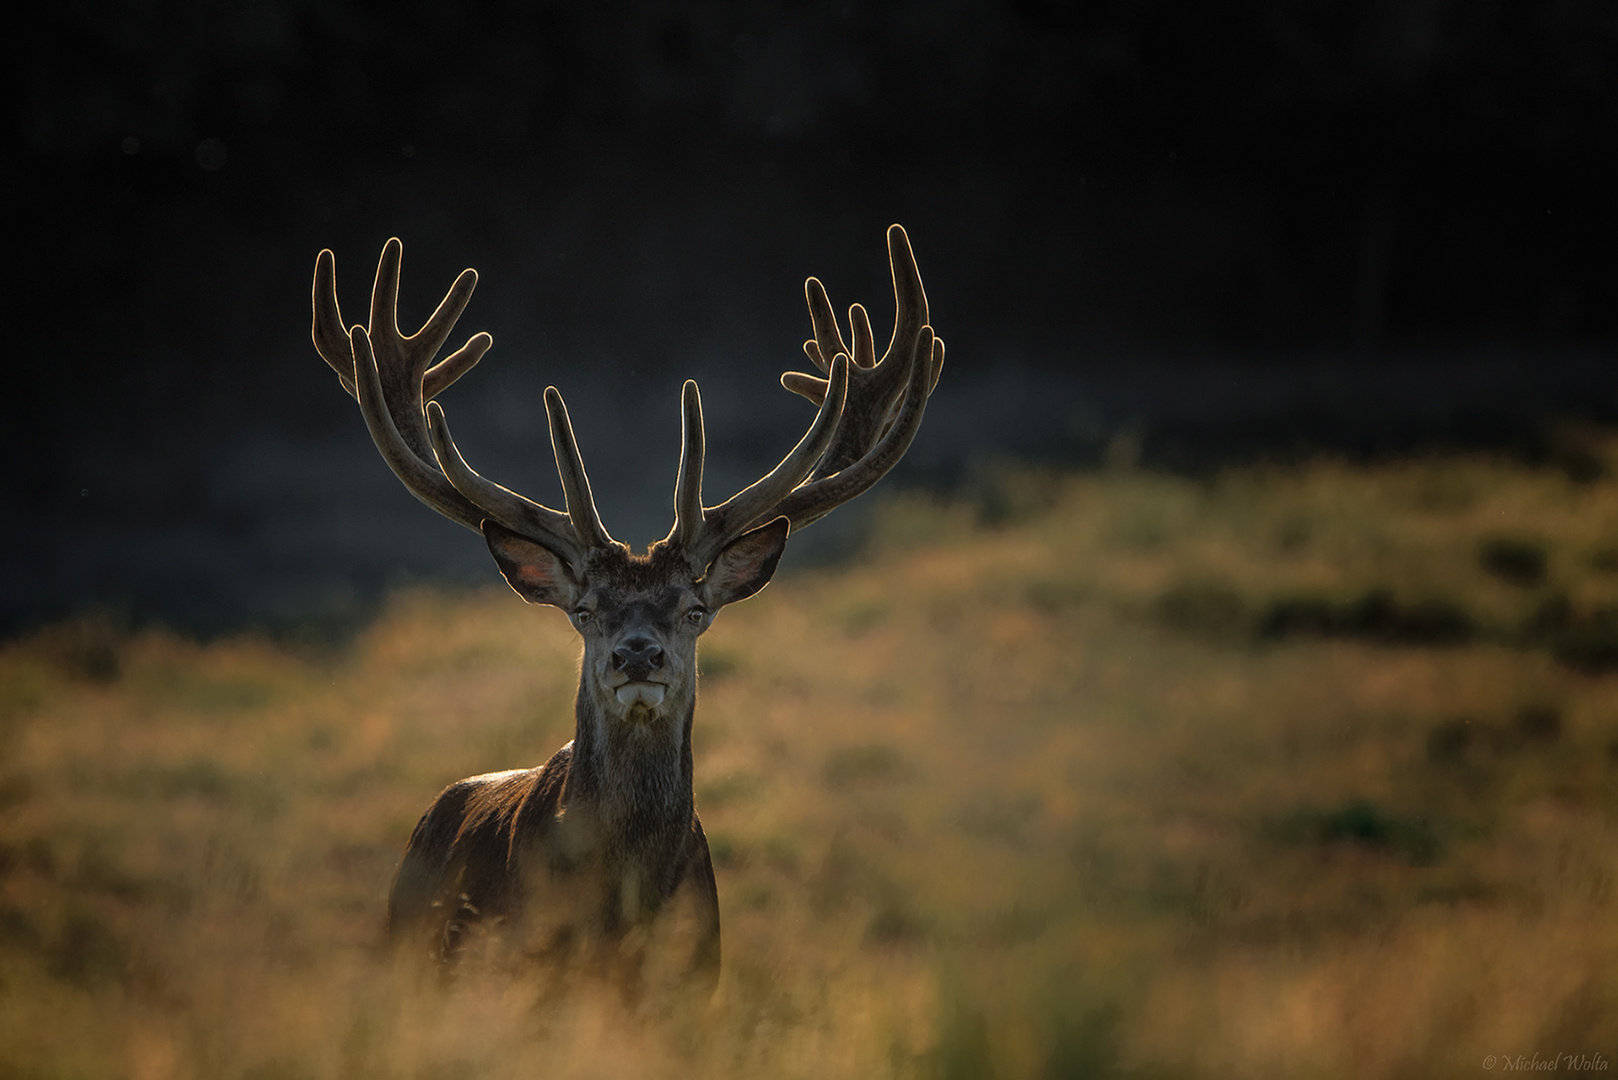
xmin=1154 ymin=580 xmax=1249 ymax=638
xmin=1274 ymin=800 xmax=1442 ymax=866
xmin=1478 ymin=537 xmax=1548 ymax=586
xmin=1257 ymin=590 xmax=1474 ymax=645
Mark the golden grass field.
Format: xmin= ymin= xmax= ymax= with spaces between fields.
xmin=4 ymin=448 xmax=1618 ymax=1078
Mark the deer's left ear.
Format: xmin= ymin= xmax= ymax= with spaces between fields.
xmin=701 ymin=516 xmax=790 ymax=608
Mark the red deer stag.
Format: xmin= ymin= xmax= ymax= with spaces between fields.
xmin=310 ymin=227 xmax=943 ymax=993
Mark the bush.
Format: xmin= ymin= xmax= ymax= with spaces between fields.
xmin=1275 ymin=801 xmax=1442 ymax=866
xmin=1544 ymin=607 xmax=1618 ymax=672
xmin=1478 ymin=537 xmax=1548 ymax=586
xmin=1153 ymin=580 xmax=1249 ymax=638
xmin=1257 ymin=590 xmax=1474 ymax=645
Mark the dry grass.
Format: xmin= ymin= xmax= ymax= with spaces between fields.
xmin=4 ymin=448 xmax=1618 ymax=1078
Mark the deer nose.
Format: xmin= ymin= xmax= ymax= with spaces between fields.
xmin=612 ymin=635 xmax=664 ymax=675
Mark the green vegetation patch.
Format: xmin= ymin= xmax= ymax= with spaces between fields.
xmin=697 ymin=648 xmax=742 ymax=679
xmin=697 ymin=772 xmax=760 ymax=809
xmin=46 ymin=905 xmax=130 ymax=988
xmin=1256 ymin=589 xmax=1474 ymax=645
xmin=1153 ymin=579 xmax=1250 ymax=638
xmin=1540 ymin=606 xmax=1618 ymax=672
xmin=113 ymin=759 xmax=283 ymax=815
xmin=822 ymin=743 xmax=912 ymax=789
xmin=1273 ymin=800 xmax=1444 ymax=866
xmin=1478 ymin=536 xmax=1549 ymax=586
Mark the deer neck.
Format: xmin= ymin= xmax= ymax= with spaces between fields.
xmin=564 ymin=680 xmax=696 ymax=861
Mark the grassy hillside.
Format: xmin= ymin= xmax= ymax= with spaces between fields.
xmin=3 ymin=450 xmax=1618 ymax=1078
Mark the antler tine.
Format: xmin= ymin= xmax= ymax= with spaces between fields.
xmin=669 ymin=380 xmax=706 ymax=550
xmin=424 ymin=331 xmax=492 ymax=400
xmin=883 ymin=224 xmax=928 ymax=376
xmin=684 ymin=354 xmax=848 ymax=569
xmin=802 ymin=278 xmax=842 ymax=375
xmin=425 ymin=401 xmax=586 ymax=566
xmin=849 ymin=302 xmax=877 ymax=368
xmin=312 ymin=249 xmax=356 ymax=393
xmin=768 ymin=325 xmax=936 ymax=532
xmin=405 ymin=264 xmax=481 ymax=378
xmin=544 ymin=387 xmax=616 ymax=550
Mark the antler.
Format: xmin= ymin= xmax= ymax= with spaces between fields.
xmin=783 ymin=224 xmax=946 ymax=484
xmin=311 ymin=239 xmax=611 ymax=567
xmin=663 ymin=224 xmax=944 ymax=571
xmin=316 ymin=229 xmax=941 ymax=576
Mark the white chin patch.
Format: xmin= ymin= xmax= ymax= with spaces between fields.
xmin=615 ymin=683 xmax=666 ymax=709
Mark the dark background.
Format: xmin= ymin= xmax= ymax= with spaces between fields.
xmin=6 ymin=0 xmax=1618 ymax=637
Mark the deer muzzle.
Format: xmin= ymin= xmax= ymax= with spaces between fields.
xmin=608 ymin=633 xmax=668 ymax=708
xmin=614 ymin=682 xmax=667 ymax=708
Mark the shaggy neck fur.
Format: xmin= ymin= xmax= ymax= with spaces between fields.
xmin=565 ymin=676 xmax=697 ymax=890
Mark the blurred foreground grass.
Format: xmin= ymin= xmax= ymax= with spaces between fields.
xmin=4 ymin=447 xmax=1618 ymax=1078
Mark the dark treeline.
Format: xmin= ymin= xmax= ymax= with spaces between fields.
xmin=6 ymin=0 xmax=1618 ymax=633
xmin=18 ymin=1 xmax=1617 ymax=351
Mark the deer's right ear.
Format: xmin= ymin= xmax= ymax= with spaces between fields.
xmin=484 ymin=521 xmax=580 ymax=608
